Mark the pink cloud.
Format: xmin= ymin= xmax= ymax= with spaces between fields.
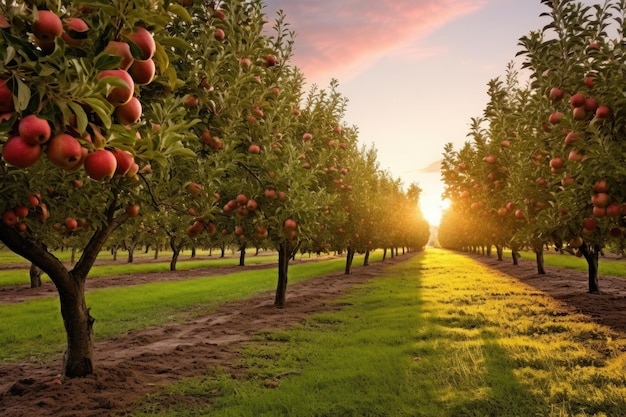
xmin=264 ymin=0 xmax=486 ymax=84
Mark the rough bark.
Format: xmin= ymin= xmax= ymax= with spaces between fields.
xmin=579 ymin=244 xmax=600 ymax=293
xmin=496 ymin=245 xmax=503 ymax=261
xmin=274 ymin=242 xmax=290 ymax=309
xmin=345 ymin=247 xmax=356 ymax=274
xmin=239 ymin=244 xmax=246 ymax=266
xmin=169 ymin=236 xmax=180 ymax=272
xmin=363 ymin=250 xmax=370 ymax=266
xmin=532 ymin=240 xmax=546 ymax=274
xmin=29 ymin=263 xmax=42 ymax=288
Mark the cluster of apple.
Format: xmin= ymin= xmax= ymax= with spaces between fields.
xmin=186 ymin=218 xmax=217 ymax=238
xmin=548 ymin=86 xmax=611 ymax=124
xmin=1 ymin=193 xmax=48 ymax=230
xmin=0 ymin=9 xmax=158 ymax=182
xmin=590 ymin=179 xmax=623 ymax=218
xmin=222 ymin=193 xmax=259 ymax=219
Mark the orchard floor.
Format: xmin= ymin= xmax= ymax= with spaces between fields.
xmin=0 ymin=249 xmax=625 ymax=417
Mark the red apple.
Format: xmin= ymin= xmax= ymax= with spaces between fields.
xmin=61 ymin=17 xmax=89 ymax=47
xmin=103 ymin=41 xmax=134 ymax=70
xmin=569 ymin=93 xmax=586 ymax=107
xmin=19 ymin=115 xmax=51 ymax=145
xmin=0 ymin=79 xmax=14 ymax=112
xmin=187 ymin=182 xmax=202 ymax=195
xmin=84 ymin=149 xmax=117 ymax=180
xmin=548 ymin=111 xmax=563 ymax=124
xmin=606 ymin=202 xmax=620 ymax=217
xmin=549 ymin=87 xmax=564 ymax=101
xmin=14 ymin=205 xmax=29 ymax=218
xmin=2 ymin=210 xmax=18 ymax=227
xmin=248 ymin=144 xmax=261 ymax=154
xmin=584 ymin=97 xmax=598 ymax=112
xmin=126 ymin=204 xmax=140 ymax=217
xmin=115 ymin=96 xmax=142 ymax=124
xmin=264 ymin=54 xmax=277 ymax=67
xmin=592 ymin=180 xmax=608 ymax=193
xmin=128 ymin=58 xmax=155 ymax=85
xmin=583 ymin=218 xmax=597 ymax=231
xmin=584 ymin=76 xmax=595 ymax=88
xmin=98 ymin=69 xmax=135 ymax=106
xmin=514 ymin=209 xmax=526 ymax=220
xmin=214 ymin=28 xmax=225 ymax=41
xmin=302 ymin=132 xmax=313 ymax=141
xmin=246 ymin=199 xmax=258 ymax=211
xmin=283 ymin=218 xmax=297 ymax=230
xmin=595 ymin=105 xmax=611 ymax=119
xmin=264 ymin=189 xmax=276 ymax=199
xmin=2 ymin=136 xmax=42 ymax=168
xmin=111 ymin=148 xmax=134 ymax=175
xmin=183 ymin=94 xmax=198 ymax=107
xmin=564 ymin=131 xmax=578 ymax=145
xmin=33 ymin=10 xmax=62 ymax=42
xmin=591 ymin=192 xmax=609 ymax=208
xmin=46 ymin=134 xmax=83 ymax=170
xmin=572 ymin=106 xmax=587 ymax=120
xmin=124 ymin=27 xmax=156 ymax=59
xmin=65 ymin=217 xmax=78 ymax=231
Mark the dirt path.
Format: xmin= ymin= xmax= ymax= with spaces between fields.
xmin=0 ymin=250 xmax=625 ymax=417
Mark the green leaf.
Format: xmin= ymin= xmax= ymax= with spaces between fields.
xmin=15 ymin=78 xmax=31 ymax=112
xmin=67 ymin=101 xmax=89 ymax=134
xmin=82 ymin=97 xmax=113 ymax=129
xmin=95 ymin=53 xmax=124 ymax=70
xmin=154 ymin=43 xmax=169 ymax=73
xmin=167 ymin=3 xmax=193 ymax=23
xmin=159 ymin=37 xmax=192 ymax=51
xmin=5 ymin=46 xmax=15 ymax=65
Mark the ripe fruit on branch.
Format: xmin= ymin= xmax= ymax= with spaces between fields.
xmin=2 ymin=210 xmax=18 ymax=227
xmin=0 ymin=79 xmax=14 ymax=112
xmin=592 ymin=180 xmax=608 ymax=193
xmin=187 ymin=182 xmax=202 ymax=195
xmin=46 ymin=134 xmax=83 ymax=170
xmin=246 ymin=199 xmax=258 ymax=211
xmin=584 ymin=98 xmax=598 ymax=112
xmin=214 ymin=28 xmax=225 ymax=41
xmin=65 ymin=217 xmax=78 ymax=231
xmin=115 ymin=96 xmax=142 ymax=125
xmin=99 ymin=70 xmax=135 ymax=106
xmin=128 ymin=58 xmax=155 ymax=85
xmin=33 ymin=10 xmax=63 ymax=42
xmin=302 ymin=132 xmax=312 ymax=141
xmin=126 ymin=204 xmax=140 ymax=217
xmin=564 ymin=131 xmax=578 ymax=145
xmin=2 ymin=136 xmax=42 ymax=168
xmin=572 ymin=106 xmax=587 ymax=120
xmin=248 ymin=144 xmax=261 ymax=154
xmin=569 ymin=93 xmax=586 ymax=108
xmin=124 ymin=27 xmax=156 ymax=60
xmin=591 ymin=192 xmax=609 ymax=208
xmin=183 ymin=94 xmax=198 ymax=107
xmin=103 ymin=41 xmax=134 ymax=70
xmin=595 ymin=105 xmax=611 ymax=119
xmin=583 ymin=218 xmax=596 ymax=231
xmin=549 ymin=87 xmax=564 ymax=102
xmin=111 ymin=148 xmax=134 ymax=176
xmin=264 ymin=54 xmax=277 ymax=67
xmin=84 ymin=149 xmax=117 ymax=180
xmin=514 ymin=209 xmax=526 ymax=220
xmin=19 ymin=115 xmax=51 ymax=145
xmin=548 ymin=111 xmax=563 ymax=124
xmin=61 ymin=18 xmax=89 ymax=46
xmin=483 ymin=155 xmax=496 ymax=164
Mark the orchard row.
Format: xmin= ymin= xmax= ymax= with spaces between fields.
xmin=439 ymin=0 xmax=626 ymax=292
xmin=0 ymin=0 xmax=429 ymax=377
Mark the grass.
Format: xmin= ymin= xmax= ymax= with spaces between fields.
xmin=0 ymin=251 xmax=281 ymax=287
xmin=0 ymin=252 xmax=381 ymax=363
xmin=507 ymin=249 xmax=626 ymax=278
xmin=130 ymin=248 xmax=626 ymax=417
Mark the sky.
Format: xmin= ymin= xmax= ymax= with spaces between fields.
xmin=262 ymin=0 xmax=550 ymax=225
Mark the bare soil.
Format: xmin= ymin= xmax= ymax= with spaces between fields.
xmin=0 ymin=250 xmax=625 ymax=417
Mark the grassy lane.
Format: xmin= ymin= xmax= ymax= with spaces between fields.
xmin=132 ymin=248 xmax=626 ymax=417
xmin=0 ymin=253 xmax=381 ymax=363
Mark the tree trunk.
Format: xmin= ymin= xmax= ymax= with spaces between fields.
xmin=239 ymin=244 xmax=246 ymax=266
xmin=0 ymin=200 xmax=127 ymax=377
xmin=154 ymin=245 xmax=159 ymax=259
xmin=274 ymin=242 xmax=290 ymax=308
xmin=220 ymin=243 xmax=226 ymax=258
xmin=363 ymin=250 xmax=370 ymax=266
xmin=169 ymin=236 xmax=180 ymax=271
xmin=382 ymin=248 xmax=387 ymax=261
xmin=112 ymin=246 xmax=118 ymax=261
xmin=345 ymin=247 xmax=356 ymax=274
xmin=191 ymin=246 xmax=196 ymax=258
xmin=533 ymin=241 xmax=546 ymax=274
xmin=30 ymin=263 xmax=42 ymax=288
xmin=127 ymin=241 xmax=137 ymax=263
xmin=579 ymin=244 xmax=600 ymax=293
xmin=496 ymin=245 xmax=503 ymax=261
xmin=71 ymin=246 xmax=77 ymax=265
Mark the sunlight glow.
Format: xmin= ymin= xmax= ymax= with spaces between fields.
xmin=421 ymin=197 xmax=450 ymax=227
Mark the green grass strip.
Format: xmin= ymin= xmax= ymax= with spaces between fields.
xmin=132 ymin=248 xmax=626 ymax=417
xmin=0 ymin=252 xmax=381 ymax=363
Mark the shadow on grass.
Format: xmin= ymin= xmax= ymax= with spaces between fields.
xmin=448 ymin=331 xmax=545 ymax=417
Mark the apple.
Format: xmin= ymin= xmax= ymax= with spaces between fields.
xmin=246 ymin=199 xmax=258 ymax=211
xmin=483 ymin=155 xmax=497 ymax=164
xmin=0 ymin=14 xmax=9 ymax=29
xmin=111 ymin=148 xmax=134 ymax=175
xmin=65 ymin=217 xmax=78 ymax=231
xmin=588 ymin=41 xmax=600 ymax=50
xmin=128 ymin=58 xmax=155 ymax=85
xmin=264 ymin=54 xmax=277 ymax=66
xmin=592 ymin=180 xmax=608 ymax=193
xmin=46 ymin=134 xmax=83 ymax=170
xmin=19 ymin=115 xmax=51 ymax=145
xmin=187 ymin=182 xmax=202 ymax=195
xmin=238 ymin=57 xmax=252 ymax=67
xmin=14 ymin=205 xmax=29 ymax=218
xmin=283 ymin=218 xmax=297 ymax=230
xmin=236 ymin=194 xmax=247 ymax=205
xmin=61 ymin=17 xmax=89 ymax=47
xmin=126 ymin=204 xmax=140 ymax=217
xmin=595 ymin=105 xmax=611 ymax=119
xmin=569 ymin=236 xmax=583 ymax=248
xmin=264 ymin=189 xmax=276 ymax=199
xmin=252 ymin=107 xmax=264 ymax=118
xmin=98 ymin=70 xmax=135 ymax=106
xmin=234 ymin=225 xmax=244 ymax=236
xmin=592 ymin=206 xmax=606 ymax=218
xmin=0 ymin=79 xmax=14 ymax=112
xmin=591 ymin=192 xmax=609 ymax=208
xmin=103 ymin=41 xmax=134 ymax=70
xmin=248 ymin=144 xmax=261 ymax=154
xmin=73 ymin=179 xmax=83 ymax=188
xmin=183 ymin=94 xmax=198 ymax=107
xmin=213 ymin=9 xmax=226 ymax=20
xmin=500 ymin=140 xmax=510 ymax=148
xmin=214 ymin=28 xmax=225 ymax=41
xmin=567 ymin=150 xmax=583 ymax=161
xmin=564 ymin=131 xmax=578 ymax=145
xmin=606 ymin=202 xmax=620 ymax=217
xmin=206 ymin=222 xmax=217 ymax=234
xmin=569 ymin=93 xmax=586 ymax=107
xmin=33 ymin=10 xmax=63 ymax=42
xmin=584 ymin=97 xmax=598 ymax=112
xmin=549 ymin=157 xmax=564 ymax=170
xmin=561 ymin=174 xmax=574 ymax=187
xmin=2 ymin=136 xmax=42 ymax=168
xmin=583 ymin=218 xmax=596 ymax=231
xmin=278 ymin=191 xmax=287 ymax=202
xmin=584 ymin=76 xmax=595 ymax=87
xmin=302 ymin=132 xmax=313 ymax=141
xmin=291 ymin=108 xmax=301 ymax=116
xmin=514 ymin=209 xmax=526 ymax=220
xmin=124 ymin=27 xmax=156 ymax=59
xmin=549 ymin=87 xmax=564 ymax=101
xmin=254 ymin=226 xmax=268 ymax=240
xmin=2 ymin=210 xmax=18 ymax=227
xmin=115 ymin=96 xmax=142 ymax=124
xmin=572 ymin=106 xmax=587 ymax=120
xmin=548 ymin=111 xmax=563 ymax=124
xmin=84 ymin=149 xmax=117 ymax=180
